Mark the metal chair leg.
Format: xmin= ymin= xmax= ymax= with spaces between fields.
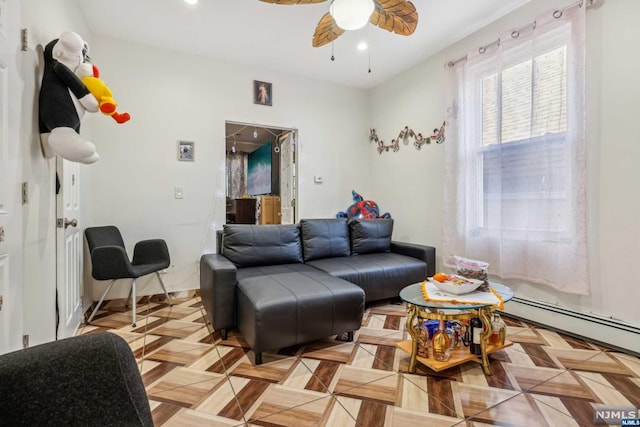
xmin=131 ymin=279 xmax=137 ymax=327
xmin=87 ymin=280 xmax=116 ymax=324
xmin=156 ymin=272 xmax=173 ymax=306
xmin=125 ymin=283 xmax=133 ymax=308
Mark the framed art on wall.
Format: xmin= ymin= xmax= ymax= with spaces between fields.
xmin=178 ymin=141 xmax=194 ymax=161
xmin=254 ymin=80 xmax=272 ymax=106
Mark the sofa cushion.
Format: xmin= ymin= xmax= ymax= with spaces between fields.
xmin=236 ymin=263 xmax=365 ymax=353
xmin=221 ymin=224 xmax=302 ymax=268
xmin=349 ymin=218 xmax=393 ymax=255
xmin=306 ymin=252 xmax=427 ymax=302
xmin=300 ymin=218 xmax=350 ymax=262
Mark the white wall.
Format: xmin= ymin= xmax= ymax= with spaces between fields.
xmin=21 ymin=0 xmax=93 ymax=345
xmin=83 ymin=36 xmax=371 ymax=298
xmin=370 ymin=0 xmax=640 ymax=329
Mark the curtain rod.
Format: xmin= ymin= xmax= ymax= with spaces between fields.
xmin=446 ymin=0 xmax=595 ymax=68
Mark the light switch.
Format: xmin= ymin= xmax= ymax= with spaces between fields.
xmin=174 ymin=186 xmax=184 ymax=199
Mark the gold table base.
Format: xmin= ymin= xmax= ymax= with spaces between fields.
xmin=402 ymin=303 xmax=510 ymax=375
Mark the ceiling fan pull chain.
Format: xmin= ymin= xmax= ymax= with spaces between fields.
xmin=368 ymin=24 xmax=372 ymax=73
xmin=331 ymin=40 xmax=335 ymax=61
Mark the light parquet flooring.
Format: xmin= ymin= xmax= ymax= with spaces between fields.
xmin=77 ymin=294 xmax=640 ymax=426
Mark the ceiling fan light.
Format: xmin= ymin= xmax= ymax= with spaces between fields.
xmin=330 ymin=0 xmax=375 ymax=31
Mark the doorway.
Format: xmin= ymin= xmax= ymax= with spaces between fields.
xmin=224 ymin=121 xmax=298 ymax=225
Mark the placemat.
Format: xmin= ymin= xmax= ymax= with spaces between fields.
xmin=421 ymin=281 xmax=505 ymax=309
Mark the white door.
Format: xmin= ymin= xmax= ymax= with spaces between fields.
xmin=0 ymin=0 xmax=23 ymax=353
xmin=55 ymin=158 xmax=83 ymax=339
xmin=279 ymin=132 xmax=296 ymax=224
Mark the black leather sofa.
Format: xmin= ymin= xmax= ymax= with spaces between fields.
xmin=200 ymin=218 xmax=435 ymax=364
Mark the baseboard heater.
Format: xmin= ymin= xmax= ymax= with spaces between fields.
xmin=504 ymin=296 xmax=640 ymax=357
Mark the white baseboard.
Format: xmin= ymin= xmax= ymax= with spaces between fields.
xmin=505 ymin=297 xmax=640 ymax=356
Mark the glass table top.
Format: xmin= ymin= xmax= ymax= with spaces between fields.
xmin=399 ymin=281 xmax=514 ymax=310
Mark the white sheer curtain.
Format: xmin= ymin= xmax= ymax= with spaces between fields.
xmin=443 ymin=3 xmax=588 ymax=294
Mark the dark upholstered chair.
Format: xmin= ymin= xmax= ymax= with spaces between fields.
xmin=0 ymin=332 xmax=153 ymax=427
xmin=85 ymin=225 xmax=172 ymax=327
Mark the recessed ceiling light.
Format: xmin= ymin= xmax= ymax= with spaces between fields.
xmin=184 ymin=0 xmax=198 ymax=5
xmin=357 ymin=42 xmax=368 ymax=51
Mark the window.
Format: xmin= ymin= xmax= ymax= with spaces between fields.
xmin=443 ymin=5 xmax=588 ymax=294
xmin=479 ymin=46 xmax=569 ymax=233
xmin=483 ymin=46 xmax=567 ymax=147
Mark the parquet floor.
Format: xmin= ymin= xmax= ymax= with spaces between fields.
xmin=77 ymin=292 xmax=640 ymax=426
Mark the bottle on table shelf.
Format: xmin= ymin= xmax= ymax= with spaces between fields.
xmin=470 ymin=316 xmax=483 ymax=355
xmin=417 ymin=321 xmax=429 ymax=358
xmin=448 ymin=321 xmax=462 ymax=348
xmin=432 ymin=319 xmax=451 ymax=362
xmin=490 ymin=313 xmax=506 ymax=346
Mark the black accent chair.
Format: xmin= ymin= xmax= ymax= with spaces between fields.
xmin=0 ymin=333 xmax=154 ymax=426
xmin=85 ymin=225 xmax=172 ymax=327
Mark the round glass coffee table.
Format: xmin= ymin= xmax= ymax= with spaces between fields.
xmin=398 ymin=281 xmax=514 ymax=375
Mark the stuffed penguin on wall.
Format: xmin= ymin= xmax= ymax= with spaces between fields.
xmin=39 ymin=31 xmax=100 ymax=164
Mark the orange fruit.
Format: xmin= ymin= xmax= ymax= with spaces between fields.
xmin=433 ymin=273 xmax=449 ymax=282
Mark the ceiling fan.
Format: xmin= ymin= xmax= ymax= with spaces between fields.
xmin=259 ymin=0 xmax=418 ymax=47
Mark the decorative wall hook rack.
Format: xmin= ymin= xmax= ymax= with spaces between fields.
xmin=369 ymin=122 xmax=445 ymax=154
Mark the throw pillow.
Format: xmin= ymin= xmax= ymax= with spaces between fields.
xmin=349 ymin=218 xmax=393 ymax=255
xmin=300 ymin=218 xmax=350 ymax=262
xmin=221 ymin=224 xmax=303 ymax=267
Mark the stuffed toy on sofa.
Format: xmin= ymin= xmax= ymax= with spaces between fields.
xmin=39 ymin=31 xmax=100 ymax=164
xmin=76 ymin=62 xmax=131 ymax=124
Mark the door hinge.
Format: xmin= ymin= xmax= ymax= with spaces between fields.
xmin=22 ymin=182 xmax=29 ymax=204
xmin=21 ymin=29 xmax=28 ymax=51
xmin=23 ymin=334 xmax=29 ymax=349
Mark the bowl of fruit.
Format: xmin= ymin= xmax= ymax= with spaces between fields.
xmin=428 ymin=273 xmax=483 ymax=295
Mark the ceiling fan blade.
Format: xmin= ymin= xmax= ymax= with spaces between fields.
xmin=258 ymin=0 xmax=327 ymax=4
xmin=312 ymin=12 xmax=345 ymax=47
xmin=370 ymin=0 xmax=418 ymax=36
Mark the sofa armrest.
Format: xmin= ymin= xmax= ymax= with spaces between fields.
xmin=200 ymin=253 xmax=238 ymax=334
xmin=391 ymin=241 xmax=436 ymax=277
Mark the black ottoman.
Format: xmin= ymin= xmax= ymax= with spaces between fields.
xmin=236 ymin=264 xmax=365 ymax=364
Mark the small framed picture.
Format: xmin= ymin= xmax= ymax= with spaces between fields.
xmin=254 ymin=80 xmax=272 ymax=106
xmin=177 ymin=141 xmax=194 ymax=161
